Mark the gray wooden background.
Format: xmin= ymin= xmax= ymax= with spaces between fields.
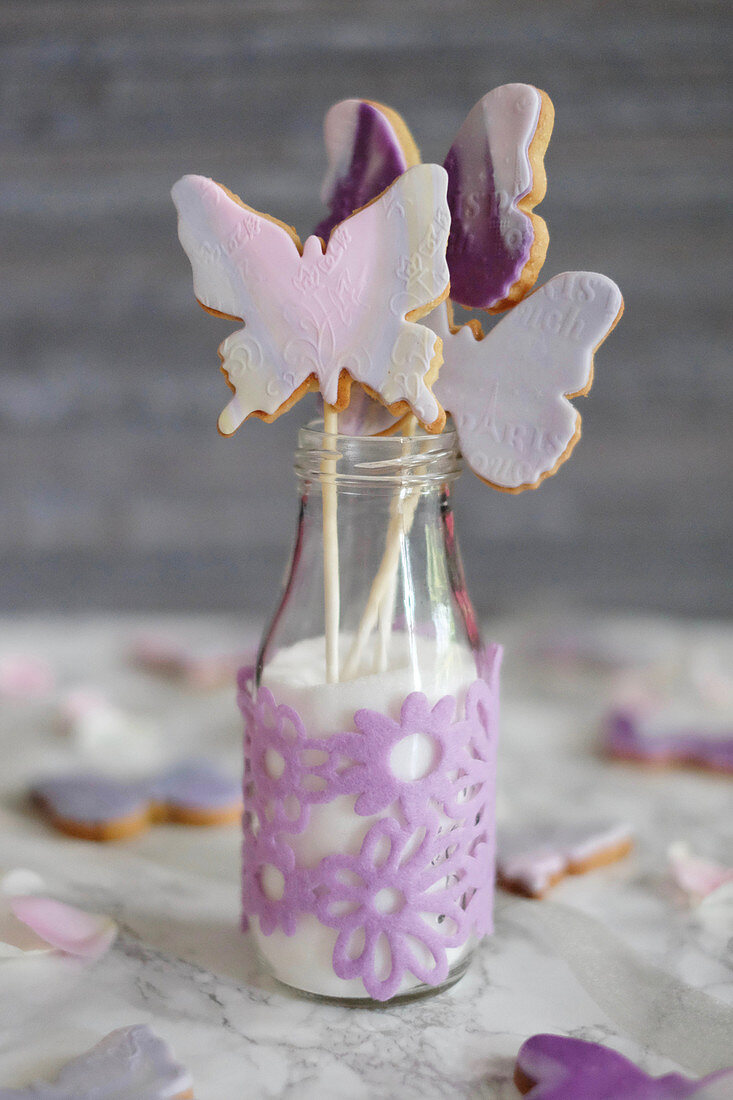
xmin=1 ymin=0 xmax=731 ymax=619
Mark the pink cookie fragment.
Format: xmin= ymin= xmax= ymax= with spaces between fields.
xmin=0 ymin=656 xmax=55 ymax=700
xmin=668 ymin=843 xmax=733 ymax=903
xmin=9 ymin=896 xmax=117 ymax=960
xmin=132 ymin=635 xmax=255 ymax=689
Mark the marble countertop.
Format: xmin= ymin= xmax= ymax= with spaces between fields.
xmin=0 ymin=614 xmax=731 ymax=1099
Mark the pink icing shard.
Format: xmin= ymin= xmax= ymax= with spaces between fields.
xmin=0 ymin=1024 xmax=192 ymax=1099
xmin=515 ymin=1034 xmax=733 ymax=1098
xmin=9 ymin=896 xmax=117 ymax=960
xmin=0 ymin=655 xmax=55 ymax=700
xmin=444 ymin=84 xmax=544 ymax=309
xmin=132 ymin=635 xmax=255 ymax=689
xmin=315 ymin=99 xmax=409 ymax=242
xmin=668 ymin=843 xmax=733 ymax=902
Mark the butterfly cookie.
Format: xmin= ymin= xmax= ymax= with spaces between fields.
xmin=316 ymin=89 xmax=623 ymax=491
xmin=172 ymin=164 xmax=451 ymax=435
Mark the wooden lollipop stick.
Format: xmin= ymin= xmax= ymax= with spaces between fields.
xmin=322 ymin=405 xmax=341 ymax=683
xmin=343 ymin=417 xmax=420 ymax=679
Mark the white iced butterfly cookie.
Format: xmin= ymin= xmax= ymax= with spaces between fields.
xmin=429 ymin=272 xmax=624 ymax=491
xmin=172 ymin=164 xmax=451 ymax=434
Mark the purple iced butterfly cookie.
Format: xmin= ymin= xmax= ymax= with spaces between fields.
xmin=31 ymin=760 xmax=242 ymax=841
xmin=605 ymin=710 xmax=733 ymax=773
xmin=515 ymin=1034 xmax=733 ymax=1099
xmin=443 ymin=84 xmax=552 ymax=311
xmin=0 ymin=1024 xmax=193 ymax=1099
xmin=314 ymin=98 xmax=415 ymax=242
xmin=316 ymin=87 xmax=553 ymax=311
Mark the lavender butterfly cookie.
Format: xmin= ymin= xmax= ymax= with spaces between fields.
xmin=31 ymin=760 xmax=242 ymax=842
xmin=0 ymin=1025 xmax=193 ymax=1099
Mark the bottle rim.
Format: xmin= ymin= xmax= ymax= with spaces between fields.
xmin=294 ymin=419 xmax=462 ymax=486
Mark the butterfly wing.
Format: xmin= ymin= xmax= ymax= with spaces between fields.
xmin=444 ymin=84 xmax=554 ymax=312
xmin=172 ymin=174 xmax=316 ymax=435
xmin=315 ymin=98 xmax=419 ymax=242
xmin=300 ymin=162 xmax=451 ymax=430
xmin=430 ymin=272 xmax=623 ymax=490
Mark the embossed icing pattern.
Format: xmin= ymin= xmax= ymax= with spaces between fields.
xmin=171 ymin=164 xmax=451 ymax=435
xmin=238 ymin=646 xmax=501 ymax=1001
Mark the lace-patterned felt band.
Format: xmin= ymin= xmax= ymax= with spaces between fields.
xmin=238 ymin=646 xmax=501 ymax=1001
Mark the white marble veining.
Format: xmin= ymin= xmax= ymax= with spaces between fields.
xmin=0 ymin=614 xmax=731 ymax=1098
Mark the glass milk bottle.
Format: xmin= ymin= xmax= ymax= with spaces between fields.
xmin=238 ymin=421 xmax=501 ymax=1005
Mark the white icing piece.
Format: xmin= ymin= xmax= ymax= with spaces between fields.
xmin=0 ymin=1025 xmax=192 ymax=1099
xmin=429 ymin=272 xmax=623 ymax=490
xmin=668 ymin=843 xmax=733 ymax=903
xmin=172 ymin=164 xmax=451 ymax=432
xmin=497 ymin=820 xmax=633 ymax=896
xmin=57 ymin=688 xmax=162 ymax=774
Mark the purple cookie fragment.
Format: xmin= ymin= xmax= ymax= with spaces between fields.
xmin=516 ymin=1034 xmax=733 ymax=1099
xmin=605 ymin=711 xmax=733 ymax=773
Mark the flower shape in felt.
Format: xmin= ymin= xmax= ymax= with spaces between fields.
xmin=323 ymin=689 xmax=492 ymax=826
xmin=241 ymin=829 xmax=312 ymax=936
xmin=239 ymin=684 xmax=330 ymax=835
xmin=313 ymin=816 xmax=470 ymax=1001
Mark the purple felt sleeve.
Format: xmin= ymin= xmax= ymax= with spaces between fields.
xmin=238 ymin=645 xmax=502 ymax=1001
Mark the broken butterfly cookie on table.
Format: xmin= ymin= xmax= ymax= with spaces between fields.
xmin=171 ymin=164 xmax=452 ymax=434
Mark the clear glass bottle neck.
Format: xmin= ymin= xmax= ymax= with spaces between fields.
xmin=257 ymin=421 xmax=480 ymax=693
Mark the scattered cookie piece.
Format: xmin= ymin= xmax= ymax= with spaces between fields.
xmin=604 ymin=665 xmax=733 ymax=774
xmin=0 ymin=655 xmax=55 ymax=700
xmin=668 ymin=842 xmax=733 ymax=903
xmin=0 ymin=870 xmax=116 ymax=959
xmin=0 ymin=1024 xmax=193 ymax=1099
xmin=31 ymin=760 xmax=242 ymax=842
xmin=514 ymin=1034 xmax=733 ymax=1098
xmin=56 ymin=687 xmax=162 ymax=771
xmin=131 ymin=636 xmax=254 ymax=689
xmin=497 ymin=821 xmax=633 ymax=898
